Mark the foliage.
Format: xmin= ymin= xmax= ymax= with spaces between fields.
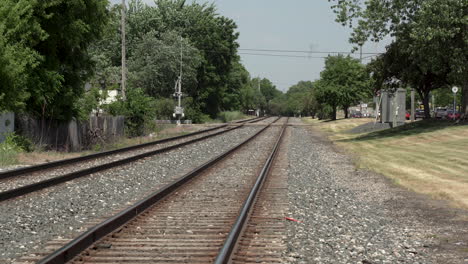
xmin=105 ymin=88 xmax=156 ymax=137
xmin=284 ymin=81 xmax=319 ymax=117
xmin=154 ymin=98 xmax=175 ymax=119
xmin=182 ymin=97 xmax=212 ymax=123
xmin=92 ymin=0 xmax=241 ymax=119
xmin=76 ymin=87 xmax=109 ymax=120
xmin=128 ymin=30 xmax=202 ymax=98
xmin=329 ymin=0 xmax=468 ymax=116
xmin=217 ymin=111 xmax=245 ymax=123
xmin=3 ymin=132 xmax=34 ymax=152
xmin=0 ymin=0 xmax=110 ymax=120
xmin=0 ymin=142 xmax=18 ymax=166
xmin=315 ymin=55 xmax=370 ymax=120
xmin=0 ymin=0 xmax=44 ymax=112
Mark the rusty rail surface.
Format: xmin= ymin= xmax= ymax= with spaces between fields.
xmin=36 ymin=118 xmax=280 ymax=264
xmin=0 ymin=116 xmax=264 ymax=181
xmin=0 ymin=117 xmax=273 ymax=202
xmin=214 ymin=117 xmax=288 ymax=264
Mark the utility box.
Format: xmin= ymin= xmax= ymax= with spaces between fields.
xmin=0 ymin=112 xmax=14 ymax=143
xmin=380 ymin=88 xmax=406 ymax=127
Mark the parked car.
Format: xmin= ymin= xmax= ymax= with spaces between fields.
xmin=435 ymin=108 xmax=448 ymax=119
xmin=446 ymin=110 xmax=461 ymax=120
xmin=350 ymin=111 xmax=362 ymax=118
xmin=415 ymin=109 xmax=425 ymax=119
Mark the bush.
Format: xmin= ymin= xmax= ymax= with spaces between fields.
xmin=104 ymin=88 xmax=156 ymax=137
xmin=217 ymin=111 xmax=245 ymax=123
xmin=154 ymin=98 xmax=175 ymax=119
xmin=317 ymin=104 xmax=334 ymax=120
xmin=4 ymin=132 xmax=34 ymax=152
xmin=0 ymin=144 xmax=18 ymax=166
xmin=183 ymin=97 xmax=212 ymax=123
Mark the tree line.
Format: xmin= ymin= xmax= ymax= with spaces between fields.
xmin=0 ymin=0 xmax=282 ymax=133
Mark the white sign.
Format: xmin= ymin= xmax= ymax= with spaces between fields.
xmin=452 ymin=86 xmax=459 ymax=93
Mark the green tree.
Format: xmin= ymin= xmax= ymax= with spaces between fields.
xmin=285 ymin=81 xmax=318 ymax=117
xmin=329 ymin=0 xmax=468 ymax=117
xmin=316 ymin=55 xmax=370 ymax=120
xmin=0 ymin=0 xmax=109 ymax=120
xmin=128 ymin=30 xmax=202 ymax=98
xmin=92 ymin=0 xmax=241 ymax=119
xmin=367 ymin=40 xmax=447 ymax=118
xmin=0 ymin=0 xmax=45 ymax=112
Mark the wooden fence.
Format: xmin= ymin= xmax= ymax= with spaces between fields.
xmin=15 ymin=115 xmax=125 ymax=152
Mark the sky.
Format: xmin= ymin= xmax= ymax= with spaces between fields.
xmin=111 ymin=0 xmax=391 ymax=92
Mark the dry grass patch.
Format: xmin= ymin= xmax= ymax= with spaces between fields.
xmin=304 ymin=117 xmax=468 ymax=209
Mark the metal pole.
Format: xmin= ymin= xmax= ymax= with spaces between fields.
xmin=121 ymin=0 xmax=126 ymax=101
xmin=411 ymin=88 xmax=415 ymax=122
xmin=453 ymin=92 xmax=457 ymax=120
xmin=360 ymin=45 xmax=363 ymax=63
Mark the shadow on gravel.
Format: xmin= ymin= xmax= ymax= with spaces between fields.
xmin=340 ymin=119 xmax=468 ymax=142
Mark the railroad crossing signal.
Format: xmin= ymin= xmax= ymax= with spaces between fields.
xmin=452 ymin=86 xmax=459 ymax=94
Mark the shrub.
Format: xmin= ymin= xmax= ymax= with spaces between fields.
xmin=154 ymin=98 xmax=175 ymax=119
xmin=217 ymin=111 xmax=245 ymax=123
xmin=4 ymin=132 xmax=34 ymax=152
xmin=0 ymin=143 xmax=19 ymax=166
xmin=104 ymin=88 xmax=156 ymax=137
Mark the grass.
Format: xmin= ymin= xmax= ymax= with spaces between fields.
xmin=0 ymin=145 xmax=19 ymax=166
xmin=304 ymin=117 xmax=468 ymax=209
xmin=217 ymin=111 xmax=247 ymax=123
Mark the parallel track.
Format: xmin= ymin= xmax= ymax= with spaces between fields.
xmin=31 ymin=117 xmax=286 ymax=264
xmin=0 ymin=116 xmax=269 ymax=202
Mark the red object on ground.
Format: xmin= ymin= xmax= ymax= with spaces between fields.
xmin=285 ymin=217 xmax=303 ymax=223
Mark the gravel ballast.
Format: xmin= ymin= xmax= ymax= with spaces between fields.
xmin=0 ymin=126 xmax=262 ymax=263
xmin=285 ymin=121 xmax=467 ymax=263
xmin=0 ymin=125 xmax=231 ymax=192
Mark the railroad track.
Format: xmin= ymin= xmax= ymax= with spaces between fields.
xmin=20 ymin=117 xmax=288 ymax=264
xmin=0 ymin=116 xmax=270 ymax=202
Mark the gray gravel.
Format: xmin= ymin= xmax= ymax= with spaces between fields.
xmin=285 ymin=121 xmax=466 ymax=263
xmin=0 ymin=126 xmax=231 ymax=192
xmin=0 ymin=126 xmax=262 ymax=263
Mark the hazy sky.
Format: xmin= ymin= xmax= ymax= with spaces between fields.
xmin=111 ymin=0 xmax=390 ymax=91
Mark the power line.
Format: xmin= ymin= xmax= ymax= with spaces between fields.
xmin=238 ymin=48 xmax=383 ymax=55
xmin=238 ymin=52 xmax=328 ymax=58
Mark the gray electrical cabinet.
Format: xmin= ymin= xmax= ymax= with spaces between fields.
xmin=380 ymin=88 xmax=406 ymax=127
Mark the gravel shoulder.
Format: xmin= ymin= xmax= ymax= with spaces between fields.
xmin=285 ymin=119 xmax=468 ymax=263
xmin=0 ymin=126 xmax=261 ymax=263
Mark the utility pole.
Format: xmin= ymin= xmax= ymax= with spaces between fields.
xmin=121 ymin=0 xmax=126 ymax=100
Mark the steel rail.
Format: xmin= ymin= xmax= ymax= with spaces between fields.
xmin=37 ymin=119 xmax=278 ymax=264
xmin=0 ymin=117 xmax=265 ymax=181
xmin=0 ymin=126 xmax=225 ymax=181
xmin=0 ymin=117 xmax=275 ymax=202
xmin=0 ymin=124 xmax=247 ymax=202
xmin=214 ymin=118 xmax=288 ymax=264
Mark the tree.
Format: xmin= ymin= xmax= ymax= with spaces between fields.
xmin=128 ymin=30 xmax=202 ymax=98
xmin=329 ymin=0 xmax=468 ymax=118
xmin=315 ymin=55 xmax=370 ymax=120
xmin=91 ymin=0 xmax=241 ymax=119
xmin=0 ymin=0 xmax=45 ymax=112
xmin=367 ymin=40 xmax=447 ymax=118
xmin=0 ymin=0 xmax=109 ymax=120
xmin=284 ymin=81 xmax=318 ymax=117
